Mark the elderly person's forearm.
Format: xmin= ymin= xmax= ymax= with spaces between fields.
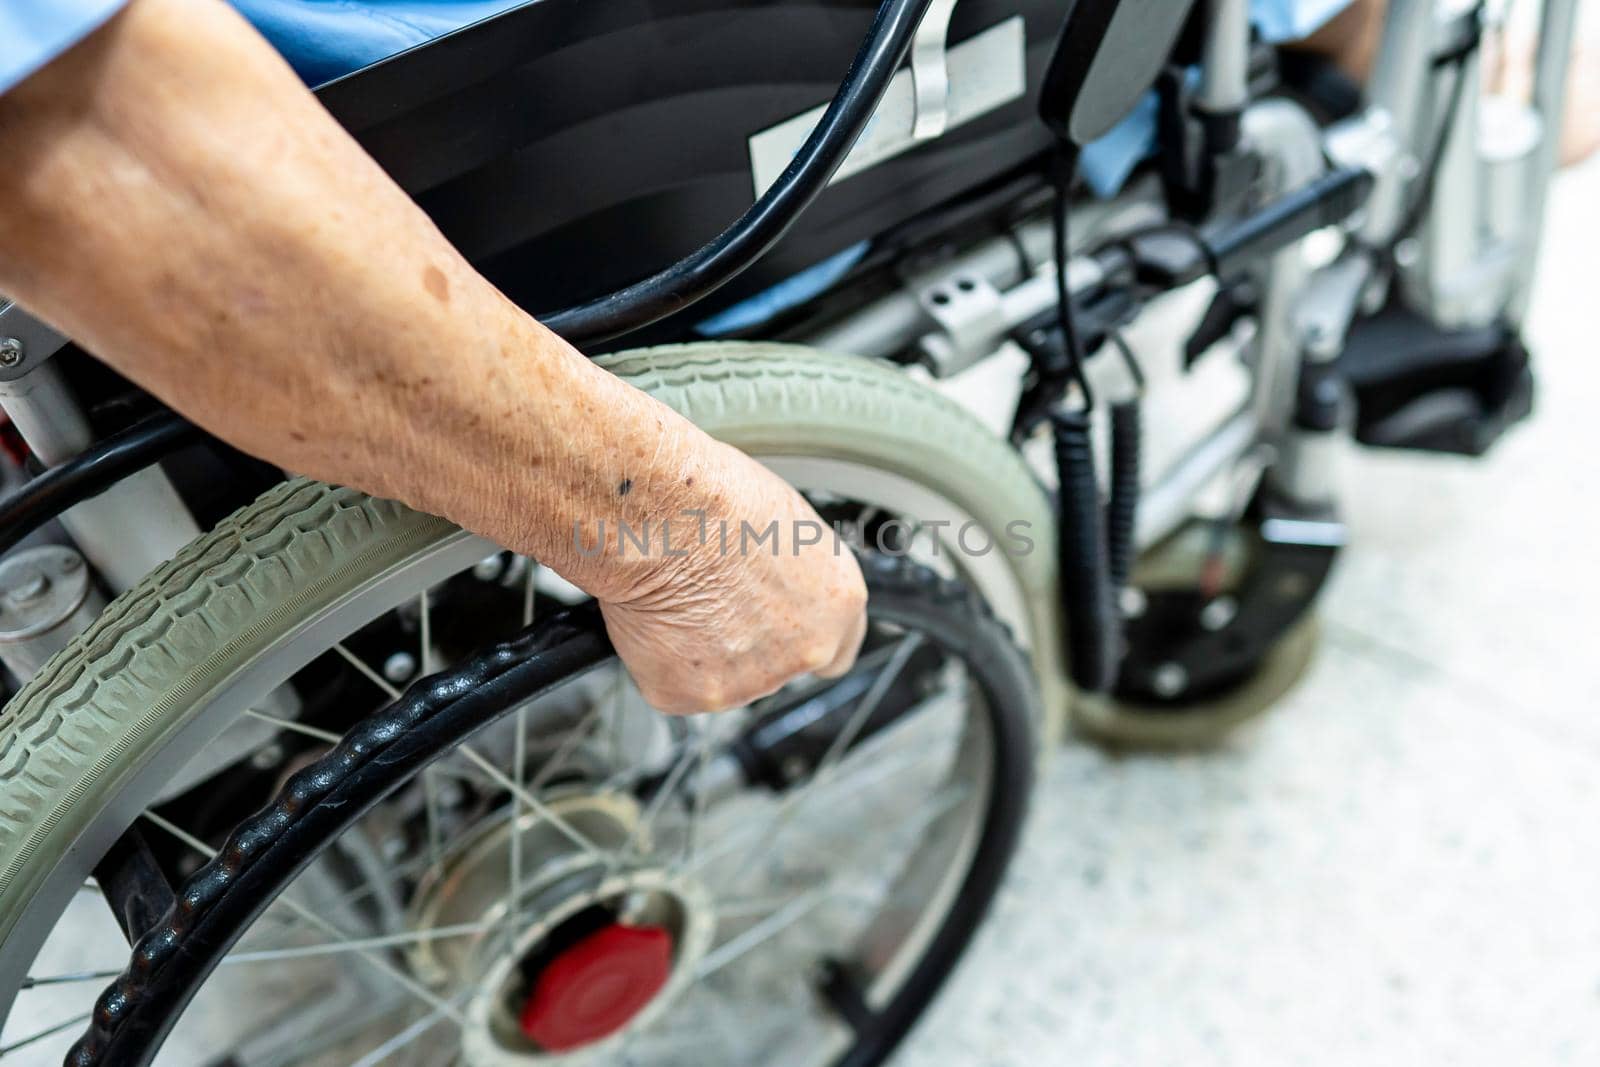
xmin=0 ymin=0 xmax=704 ymax=602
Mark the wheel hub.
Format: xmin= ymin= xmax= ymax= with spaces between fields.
xmin=518 ymin=922 xmax=674 ymax=1050
xmin=404 ymin=790 xmax=715 ymax=1064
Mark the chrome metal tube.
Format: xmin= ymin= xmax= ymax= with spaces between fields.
xmin=0 ymin=364 xmax=201 ymax=591
xmin=1198 ymin=0 xmax=1252 ymax=115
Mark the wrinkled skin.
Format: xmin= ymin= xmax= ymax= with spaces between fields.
xmin=600 ymin=440 xmax=868 ymax=712
xmin=0 ymin=0 xmax=866 ymax=712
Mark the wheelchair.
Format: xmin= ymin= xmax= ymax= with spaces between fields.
xmin=0 ymin=0 xmax=1574 ymax=1062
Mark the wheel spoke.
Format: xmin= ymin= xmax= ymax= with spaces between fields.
xmin=0 ymin=1009 xmax=93 ymax=1057
xmin=218 ymin=920 xmax=492 ymax=964
xmin=521 ymin=557 xmax=537 ymax=628
xmin=509 ymin=566 xmax=537 ymax=925
xmin=695 ymin=888 xmax=830 ymax=979
xmin=139 ymin=812 xmax=467 ymax=1027
xmin=507 ymin=705 xmax=527 ymax=952
xmin=623 ymin=717 xmax=724 ymax=859
xmin=727 ymin=635 xmax=924 ymax=883
xmin=245 ymin=707 xmax=340 ymax=744
xmin=21 ymin=968 xmax=121 ymax=989
xmin=677 ymin=722 xmax=959 ymax=878
xmin=345 ymin=998 xmax=458 ymax=1067
xmin=333 ymin=642 xmax=403 ymax=702
xmin=336 ymin=621 xmax=605 ymax=863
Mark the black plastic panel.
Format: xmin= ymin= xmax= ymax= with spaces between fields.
xmin=314 ymin=0 xmax=1064 ymax=342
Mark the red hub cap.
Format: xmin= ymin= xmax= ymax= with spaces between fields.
xmin=519 ymin=923 xmax=674 ymax=1051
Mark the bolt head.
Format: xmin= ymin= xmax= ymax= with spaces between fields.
xmin=781 ymin=755 xmax=810 ymax=783
xmin=0 ymin=338 xmax=23 ymax=368
xmin=1199 ymin=597 xmax=1238 ymax=632
xmin=5 ymin=572 xmax=50 ymax=606
xmin=383 ymin=651 xmax=418 ymax=683
xmin=1151 ymin=662 xmax=1188 ymax=699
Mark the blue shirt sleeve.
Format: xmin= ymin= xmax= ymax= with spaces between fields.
xmin=0 ymin=0 xmax=129 ymax=96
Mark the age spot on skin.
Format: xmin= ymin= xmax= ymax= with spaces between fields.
xmin=423 ymin=265 xmax=450 ymax=303
xmin=618 ymin=478 xmax=633 ymax=496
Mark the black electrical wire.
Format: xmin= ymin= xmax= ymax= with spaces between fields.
xmin=540 ymin=0 xmax=936 ymax=346
xmin=0 ymin=414 xmax=199 ymax=557
xmin=1051 ymin=407 xmax=1118 ymax=693
xmin=1044 ymin=143 xmax=1122 ymax=694
xmin=1049 ymin=146 xmax=1096 ymax=411
xmin=1104 ymin=332 xmax=1144 ymax=598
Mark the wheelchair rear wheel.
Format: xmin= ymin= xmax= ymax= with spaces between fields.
xmin=0 ymin=344 xmax=1051 ymax=1065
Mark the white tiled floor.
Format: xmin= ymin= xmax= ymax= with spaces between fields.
xmin=895 ymin=158 xmax=1600 ymax=1067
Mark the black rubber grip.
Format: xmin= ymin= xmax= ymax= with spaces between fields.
xmin=1051 ymin=409 xmax=1117 ymax=693
xmin=1105 ymin=400 xmax=1142 ymax=594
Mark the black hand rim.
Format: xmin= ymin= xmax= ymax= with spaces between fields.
xmin=66 ymin=554 xmax=1037 ymax=1067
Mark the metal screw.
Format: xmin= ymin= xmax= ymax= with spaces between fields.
xmin=781 ymin=755 xmax=810 ymax=783
xmin=618 ymin=891 xmax=652 ymax=925
xmin=1200 ymin=596 xmax=1238 ymax=632
xmin=1151 ymin=662 xmax=1188 ymax=699
xmin=472 ymin=553 xmax=505 ymax=582
xmin=0 ymin=338 xmax=23 ymax=369
xmin=383 ymin=650 xmax=417 ymax=683
xmin=6 ymin=572 xmax=50 ymax=605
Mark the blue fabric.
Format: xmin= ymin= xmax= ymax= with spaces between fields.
xmin=1252 ymin=0 xmax=1355 ymax=44
xmin=230 ymin=1 xmax=527 ymax=87
xmin=696 ymin=241 xmax=871 ymax=337
xmin=0 ymin=1 xmax=522 ymax=95
xmin=0 ymin=0 xmax=128 ymax=95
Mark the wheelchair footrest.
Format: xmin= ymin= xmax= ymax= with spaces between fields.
xmin=1337 ymin=303 xmax=1534 ymax=457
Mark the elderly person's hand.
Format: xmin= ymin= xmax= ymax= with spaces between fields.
xmin=597 ymin=441 xmax=866 ymax=713
xmin=0 ymin=0 xmax=865 ymax=710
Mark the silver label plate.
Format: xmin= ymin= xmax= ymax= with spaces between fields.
xmin=748 ymin=16 xmax=1027 ymax=197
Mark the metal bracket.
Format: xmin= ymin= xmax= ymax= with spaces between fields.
xmin=1294 ymin=253 xmax=1372 ymax=362
xmin=0 ymin=299 xmax=69 ymax=382
xmin=910 ymin=266 xmax=1008 ymax=377
xmin=909 ymin=0 xmax=960 ymax=141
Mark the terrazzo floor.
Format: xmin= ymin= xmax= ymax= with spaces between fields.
xmin=894 ymin=154 xmax=1600 ymax=1067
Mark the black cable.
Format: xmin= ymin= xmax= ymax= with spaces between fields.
xmin=1105 ymin=400 xmax=1141 ymax=596
xmin=1107 ymin=329 xmax=1146 ymax=392
xmin=1051 ymin=408 xmax=1118 ymax=693
xmin=0 ymin=414 xmax=200 ymax=557
xmin=540 ymin=0 xmax=935 ymax=346
xmin=1045 ymin=143 xmax=1122 ymax=692
xmin=1049 ymin=146 xmax=1095 ymax=411
xmin=1104 ymin=331 xmax=1144 ymax=598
